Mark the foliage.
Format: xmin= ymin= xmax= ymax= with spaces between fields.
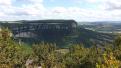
xmin=32 ymin=42 xmax=62 ymax=68
xmin=1 ymin=28 xmax=121 ymax=68
xmin=63 ymin=44 xmax=90 ymax=68
xmin=96 ymin=52 xmax=121 ymax=68
xmin=0 ymin=28 xmax=33 ymax=67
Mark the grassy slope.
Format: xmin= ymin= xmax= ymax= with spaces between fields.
xmin=75 ymin=27 xmax=115 ymax=47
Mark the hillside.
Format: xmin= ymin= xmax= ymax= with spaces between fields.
xmin=74 ymin=27 xmax=115 ymax=47
xmin=80 ymin=21 xmax=121 ymax=33
xmin=0 ymin=20 xmax=115 ymax=48
xmin=15 ymin=27 xmax=114 ymax=48
xmin=0 ymin=28 xmax=120 ymax=68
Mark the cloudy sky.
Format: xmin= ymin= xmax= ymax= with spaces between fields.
xmin=0 ymin=0 xmax=121 ymax=21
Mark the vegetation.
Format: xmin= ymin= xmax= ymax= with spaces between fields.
xmin=0 ymin=28 xmax=33 ymax=67
xmin=0 ymin=28 xmax=121 ymax=68
xmin=0 ymin=21 xmax=114 ymax=48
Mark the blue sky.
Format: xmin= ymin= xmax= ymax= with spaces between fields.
xmin=44 ymin=0 xmax=99 ymax=9
xmin=0 ymin=0 xmax=121 ymax=21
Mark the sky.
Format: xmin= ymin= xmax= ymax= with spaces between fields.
xmin=0 ymin=0 xmax=121 ymax=21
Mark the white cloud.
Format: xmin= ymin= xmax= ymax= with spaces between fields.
xmin=105 ymin=0 xmax=121 ymax=10
xmin=0 ymin=0 xmax=45 ymax=20
xmin=85 ymin=0 xmax=99 ymax=3
xmin=29 ymin=0 xmax=43 ymax=3
xmin=0 ymin=0 xmax=12 ymax=6
xmin=1 ymin=0 xmax=121 ymax=21
xmin=0 ymin=12 xmax=5 ymax=17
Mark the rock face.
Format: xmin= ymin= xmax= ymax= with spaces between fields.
xmin=0 ymin=20 xmax=78 ymax=45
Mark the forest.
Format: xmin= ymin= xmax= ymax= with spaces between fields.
xmin=0 ymin=28 xmax=121 ymax=68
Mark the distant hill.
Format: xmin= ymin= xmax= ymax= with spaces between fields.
xmin=74 ymin=27 xmax=115 ymax=47
xmin=13 ymin=27 xmax=115 ymax=48
xmin=0 ymin=20 xmax=115 ymax=48
xmin=80 ymin=21 xmax=121 ymax=33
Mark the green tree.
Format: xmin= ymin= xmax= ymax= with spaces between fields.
xmin=96 ymin=52 xmax=121 ymax=68
xmin=64 ymin=44 xmax=89 ymax=68
xmin=0 ymin=28 xmax=32 ymax=67
xmin=32 ymin=42 xmax=60 ymax=68
xmin=114 ymin=36 xmax=121 ymax=49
